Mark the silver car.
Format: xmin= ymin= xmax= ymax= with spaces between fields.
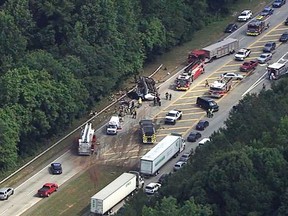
xmin=0 ymin=187 xmax=14 ymax=200
xmin=257 ymin=53 xmax=272 ymax=64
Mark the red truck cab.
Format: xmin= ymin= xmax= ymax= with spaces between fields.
xmin=240 ymin=60 xmax=258 ymax=72
xmin=38 ymin=183 xmax=58 ymax=197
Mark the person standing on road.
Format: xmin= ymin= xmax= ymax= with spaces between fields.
xmin=165 ymin=92 xmax=169 ymax=100
xmin=210 ymin=108 xmax=214 ymax=118
xmin=205 ymin=80 xmax=209 ymax=87
xmin=158 ymin=98 xmax=162 ymax=106
xmin=262 ymin=83 xmax=266 ymax=90
xmin=153 ymin=97 xmax=157 ymax=106
xmin=206 ymin=109 xmax=209 ymax=118
xmin=169 ymin=93 xmax=172 ymax=100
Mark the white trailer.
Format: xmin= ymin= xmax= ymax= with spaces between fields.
xmin=90 ymin=173 xmax=143 ymax=215
xmin=78 ymin=123 xmax=96 ymax=155
xmin=140 ymin=134 xmax=185 ymax=176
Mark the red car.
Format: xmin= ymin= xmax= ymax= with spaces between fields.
xmin=240 ymin=60 xmax=258 ymax=72
xmin=38 ymin=183 xmax=58 ymax=197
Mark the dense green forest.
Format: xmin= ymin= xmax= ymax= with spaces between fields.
xmin=0 ymin=0 xmax=240 ymax=171
xmin=116 ymin=79 xmax=288 ymax=216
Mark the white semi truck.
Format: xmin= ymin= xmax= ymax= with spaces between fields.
xmin=90 ymin=172 xmax=144 ymax=215
xmin=140 ymin=133 xmax=186 ymax=176
xmin=78 ymin=123 xmax=96 ymax=155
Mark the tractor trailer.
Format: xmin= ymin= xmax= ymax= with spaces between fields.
xmin=90 ymin=172 xmax=144 ymax=215
xmin=188 ymin=38 xmax=239 ymax=63
xmin=140 ymin=133 xmax=186 ymax=176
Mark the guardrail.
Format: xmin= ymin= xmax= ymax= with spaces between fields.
xmin=0 ymin=64 xmax=163 ymax=185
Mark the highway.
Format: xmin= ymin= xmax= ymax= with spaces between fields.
xmin=1 ymin=3 xmax=288 ymax=216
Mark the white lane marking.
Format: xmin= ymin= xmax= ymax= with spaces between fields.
xmin=0 ymin=209 xmax=9 ymax=216
xmin=276 ymin=11 xmax=281 ymax=15
xmin=239 ymin=37 xmax=245 ymax=41
xmin=242 ymin=72 xmax=267 ymax=97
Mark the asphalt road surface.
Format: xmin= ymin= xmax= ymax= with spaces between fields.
xmin=1 ymin=3 xmax=288 ymax=216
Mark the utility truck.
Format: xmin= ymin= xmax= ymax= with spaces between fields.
xmin=106 ymin=116 xmax=121 ymax=135
xmin=188 ymin=38 xmax=239 ymax=63
xmin=140 ymin=133 xmax=186 ymax=176
xmin=78 ymin=123 xmax=96 ymax=155
xmin=90 ymin=172 xmax=144 ymax=215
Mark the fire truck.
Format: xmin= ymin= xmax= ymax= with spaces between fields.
xmin=246 ymin=20 xmax=267 ymax=36
xmin=183 ymin=59 xmax=205 ymax=82
xmin=209 ymin=78 xmax=233 ymax=98
xmin=78 ymin=123 xmax=96 ymax=155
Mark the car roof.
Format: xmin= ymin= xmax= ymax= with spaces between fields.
xmin=51 ymin=163 xmax=61 ymax=167
xmin=175 ymin=161 xmax=186 ymax=165
xmin=198 ymin=120 xmax=207 ymax=123
xmin=43 ymin=183 xmax=56 ymax=186
xmin=146 ymin=182 xmax=159 ymax=187
xmin=0 ymin=188 xmax=12 ymax=192
xmin=182 ymin=153 xmax=190 ymax=157
xmin=265 ymin=41 xmax=275 ymax=45
xmin=199 ymin=138 xmax=210 ymax=144
xmin=241 ymin=10 xmax=251 ymax=13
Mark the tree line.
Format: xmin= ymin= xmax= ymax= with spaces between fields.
xmin=0 ymin=0 xmax=239 ymax=171
xmin=116 ymin=79 xmax=288 ymax=216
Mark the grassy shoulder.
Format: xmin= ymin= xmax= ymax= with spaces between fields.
xmin=5 ymin=0 xmax=269 ymax=214
xmin=22 ymin=165 xmax=126 ymax=216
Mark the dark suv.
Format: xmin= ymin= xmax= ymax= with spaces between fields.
xmin=51 ymin=163 xmax=62 ymax=174
xmin=263 ymin=42 xmax=276 ymax=52
xmin=280 ymin=32 xmax=288 ymax=42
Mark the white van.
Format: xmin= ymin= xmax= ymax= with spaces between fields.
xmin=106 ymin=116 xmax=121 ymax=135
xmin=198 ymin=138 xmax=210 ymax=147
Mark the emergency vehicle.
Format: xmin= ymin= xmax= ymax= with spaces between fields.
xmin=209 ymin=78 xmax=233 ymax=98
xmin=78 ymin=123 xmax=96 ymax=155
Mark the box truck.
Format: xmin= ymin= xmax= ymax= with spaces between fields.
xmin=140 ymin=133 xmax=186 ymax=176
xmin=90 ymin=172 xmax=144 ymax=215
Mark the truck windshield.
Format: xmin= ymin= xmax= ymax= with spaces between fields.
xmin=167 ymin=113 xmax=176 ymax=117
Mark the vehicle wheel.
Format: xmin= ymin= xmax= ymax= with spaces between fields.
xmin=11 ymin=190 xmax=14 ymax=195
xmin=5 ymin=196 xmax=8 ymax=200
xmin=179 ymin=115 xmax=182 ymax=120
xmin=173 ymin=121 xmax=176 ymax=125
xmin=47 ymin=193 xmax=50 ymax=197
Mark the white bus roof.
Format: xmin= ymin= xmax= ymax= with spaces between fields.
xmin=141 ymin=135 xmax=179 ymax=161
xmin=268 ymin=62 xmax=285 ymax=70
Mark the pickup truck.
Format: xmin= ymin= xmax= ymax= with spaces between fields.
xmin=235 ymin=48 xmax=251 ymax=61
xmin=240 ymin=60 xmax=258 ymax=72
xmin=165 ymin=110 xmax=182 ymax=125
xmin=38 ymin=183 xmax=58 ymax=197
xmin=238 ymin=10 xmax=253 ymax=22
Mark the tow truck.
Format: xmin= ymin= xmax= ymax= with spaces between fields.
xmin=209 ymin=78 xmax=233 ymax=98
xmin=165 ymin=110 xmax=182 ymax=125
xmin=240 ymin=60 xmax=258 ymax=72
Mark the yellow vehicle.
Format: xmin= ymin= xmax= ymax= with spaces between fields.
xmin=139 ymin=120 xmax=156 ymax=144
